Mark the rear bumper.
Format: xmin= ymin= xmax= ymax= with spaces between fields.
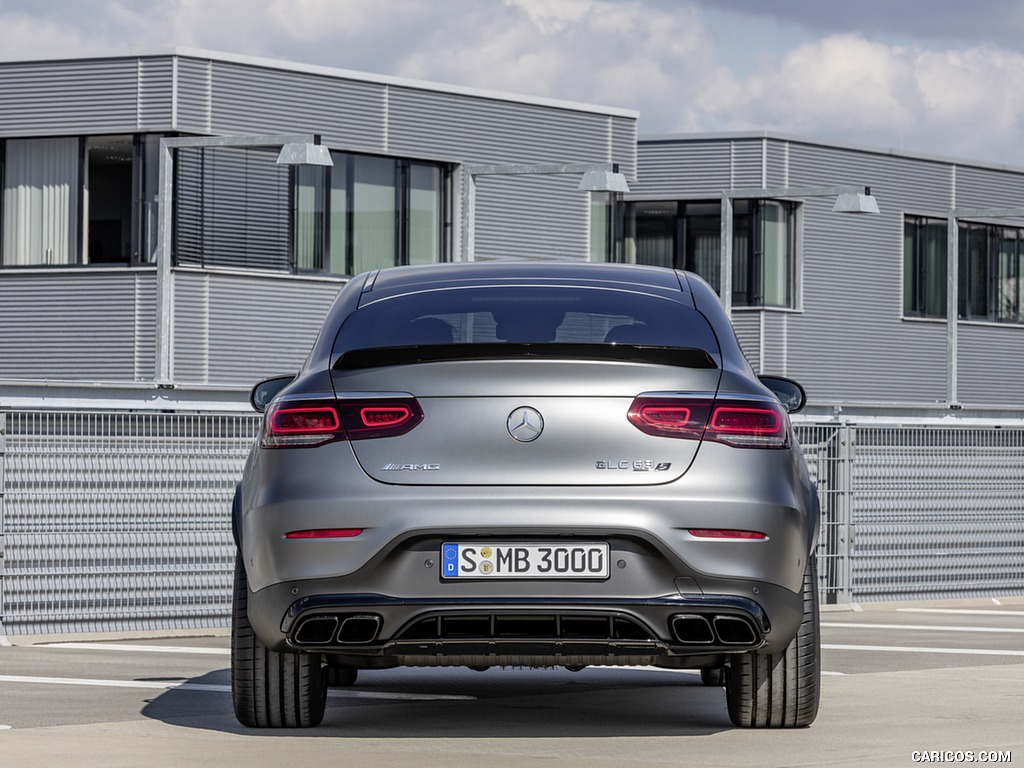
xmin=246 ymin=577 xmax=806 ymax=663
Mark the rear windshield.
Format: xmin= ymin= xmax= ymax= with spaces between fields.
xmin=332 ymin=286 xmax=720 ymax=357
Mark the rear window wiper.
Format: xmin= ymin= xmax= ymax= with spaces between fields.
xmin=334 ymin=343 xmax=718 ymax=370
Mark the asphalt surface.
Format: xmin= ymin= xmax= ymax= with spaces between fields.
xmin=1 ymin=597 xmax=1022 ymax=767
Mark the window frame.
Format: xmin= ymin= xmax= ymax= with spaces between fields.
xmin=292 ymin=151 xmax=452 ymax=278
xmin=622 ymin=197 xmax=799 ymax=309
xmin=904 ymin=213 xmax=1024 ymax=325
xmin=1 ymin=133 xmax=153 ymax=270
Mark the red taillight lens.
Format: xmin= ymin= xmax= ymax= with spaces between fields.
xmin=262 ymin=398 xmax=423 ymax=448
xmin=627 ymin=396 xmax=788 ymax=448
xmin=689 ymin=528 xmax=768 ymax=540
xmin=285 ymin=528 xmax=363 ymax=539
xmin=707 ymin=400 xmax=788 ymax=448
xmin=628 ymin=398 xmax=710 ymax=440
xmin=263 ymin=404 xmax=344 ymax=448
xmin=338 ymin=400 xmax=423 ymax=440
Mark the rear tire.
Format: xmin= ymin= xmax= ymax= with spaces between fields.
xmin=231 ymin=556 xmax=327 ymax=728
xmin=725 ymin=558 xmax=820 ymax=728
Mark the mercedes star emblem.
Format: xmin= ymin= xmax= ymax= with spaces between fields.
xmin=507 ymin=406 xmax=544 ymax=442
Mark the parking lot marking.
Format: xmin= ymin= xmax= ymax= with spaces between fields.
xmin=897 ymin=608 xmax=1024 ymax=617
xmin=823 ymin=644 xmax=1024 ymax=657
xmin=0 ymin=674 xmax=476 ymax=701
xmin=822 ymin=622 xmax=1024 ymax=634
xmin=40 ymin=643 xmax=229 ymax=655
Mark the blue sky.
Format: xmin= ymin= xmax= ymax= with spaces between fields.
xmin=2 ymin=0 xmax=1023 ymax=166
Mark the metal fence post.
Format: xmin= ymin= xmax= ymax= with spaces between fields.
xmin=835 ymin=423 xmax=856 ymax=604
xmin=0 ymin=410 xmax=8 ymax=643
xmin=811 ymin=422 xmax=856 ymax=604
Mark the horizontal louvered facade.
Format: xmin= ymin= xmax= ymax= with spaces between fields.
xmin=0 ymin=48 xmax=637 ymax=389
xmin=632 ymin=132 xmax=1024 ymax=409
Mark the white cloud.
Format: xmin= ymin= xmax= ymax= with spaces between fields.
xmin=703 ymin=33 xmax=1024 ymax=163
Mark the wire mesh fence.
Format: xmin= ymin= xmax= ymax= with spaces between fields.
xmin=0 ymin=410 xmax=257 ymax=635
xmin=795 ymin=422 xmax=1024 ymax=603
xmin=0 ymin=410 xmax=1021 ymax=635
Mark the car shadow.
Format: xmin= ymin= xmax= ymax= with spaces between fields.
xmin=141 ymin=665 xmax=733 ymax=737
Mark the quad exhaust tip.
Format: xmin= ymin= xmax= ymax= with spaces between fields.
xmin=293 ymin=613 xmax=382 ymax=646
xmin=669 ymin=613 xmax=758 ymax=646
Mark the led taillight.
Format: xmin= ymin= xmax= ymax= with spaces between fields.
xmin=707 ymin=400 xmax=788 ymax=448
xmin=339 ymin=400 xmax=423 ymax=439
xmin=627 ymin=396 xmax=788 ymax=448
xmin=628 ymin=398 xmax=710 ymax=440
xmin=263 ymin=404 xmax=344 ymax=448
xmin=261 ymin=398 xmax=423 ymax=448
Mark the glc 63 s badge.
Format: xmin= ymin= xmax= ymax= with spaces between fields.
xmin=595 ymin=460 xmax=672 ymax=471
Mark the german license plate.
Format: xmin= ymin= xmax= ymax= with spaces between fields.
xmin=441 ymin=542 xmax=610 ymax=579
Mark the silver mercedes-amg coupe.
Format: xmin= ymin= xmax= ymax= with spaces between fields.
xmin=231 ymin=261 xmax=820 ymax=729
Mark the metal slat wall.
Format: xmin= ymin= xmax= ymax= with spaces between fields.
xmin=136 ymin=58 xmax=174 ymax=130
xmin=133 ymin=272 xmax=157 ymax=381
xmin=172 ymin=271 xmax=341 ymax=386
xmin=632 ymin=140 xmax=734 ymax=197
xmin=730 ymin=312 xmax=761 ymax=372
xmin=0 ymin=271 xmax=150 ymax=381
xmin=782 ymin=140 xmax=1024 ymax=406
xmin=202 ymin=61 xmax=387 ymax=150
xmin=388 ymin=88 xmax=632 ymax=262
xmin=0 ymin=59 xmax=140 ymax=135
xmin=175 ymin=57 xmax=212 ymax=133
xmin=473 ymin=174 xmax=589 ymax=261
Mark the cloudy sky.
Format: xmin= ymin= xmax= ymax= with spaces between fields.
xmin=2 ymin=0 xmax=1023 ymax=166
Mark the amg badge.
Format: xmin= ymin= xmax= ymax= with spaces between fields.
xmin=380 ymin=463 xmax=441 ymax=471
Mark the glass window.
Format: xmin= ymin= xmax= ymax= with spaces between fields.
xmin=85 ymin=135 xmax=135 ymax=264
xmin=761 ymin=201 xmax=793 ymax=307
xmin=295 ymin=152 xmax=448 ymax=276
xmin=333 ymin=285 xmax=720 ymax=356
xmin=904 ymin=214 xmax=1024 ymax=324
xmin=408 ymin=163 xmax=441 ymax=266
xmin=1 ymin=134 xmax=150 ymax=267
xmin=589 ymin=191 xmax=611 ymax=262
xmin=352 ymin=155 xmax=397 ymax=275
xmin=2 ymin=137 xmax=80 ymax=266
xmin=997 ymin=229 xmax=1020 ymax=322
xmin=294 ymin=165 xmax=326 ymax=272
xmin=623 ymin=198 xmax=795 ymax=308
xmin=960 ymin=223 xmax=989 ymax=319
xmin=904 ymin=216 xmax=948 ymax=317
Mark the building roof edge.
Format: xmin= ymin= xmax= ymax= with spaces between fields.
xmin=0 ymin=45 xmax=640 ymax=121
xmin=639 ymin=129 xmax=1024 ymax=176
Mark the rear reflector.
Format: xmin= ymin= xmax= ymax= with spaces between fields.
xmin=286 ymin=528 xmax=364 ymax=539
xmin=688 ymin=529 xmax=767 ymax=540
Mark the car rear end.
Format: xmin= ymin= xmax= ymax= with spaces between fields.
xmin=233 ymin=263 xmax=820 ymax=729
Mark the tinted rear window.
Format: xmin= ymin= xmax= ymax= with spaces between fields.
xmin=333 ymin=286 xmax=719 ymax=357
